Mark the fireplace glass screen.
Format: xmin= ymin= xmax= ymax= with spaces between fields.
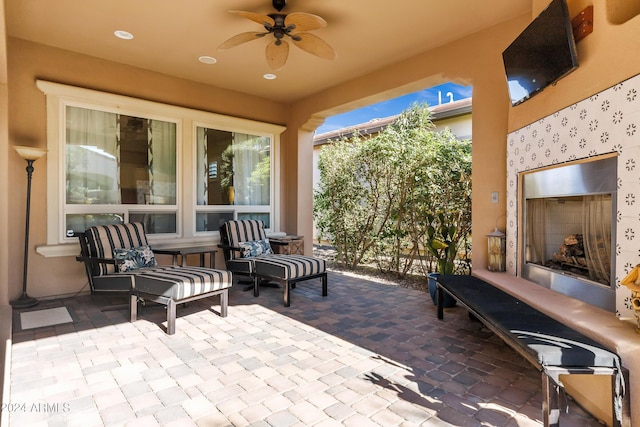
xmin=522 ymin=156 xmax=617 ymax=301
xmin=525 ymin=195 xmax=612 ymax=286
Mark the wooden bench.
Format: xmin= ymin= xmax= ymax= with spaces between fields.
xmin=435 ymin=274 xmax=627 ymax=427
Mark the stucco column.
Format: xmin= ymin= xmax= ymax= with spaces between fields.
xmin=278 ymin=126 xmax=315 ymax=255
xmin=296 ymin=129 xmax=314 ymax=256
xmin=0 ymin=83 xmax=8 ymax=305
xmin=469 ymin=78 xmax=509 ymax=273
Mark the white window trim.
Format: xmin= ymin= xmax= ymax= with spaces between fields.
xmin=36 ymin=80 xmax=285 ymax=257
xmin=61 ymin=100 xmax=183 ymax=241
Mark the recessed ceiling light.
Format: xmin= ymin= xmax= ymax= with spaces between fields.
xmin=198 ymin=56 xmax=217 ymax=65
xmin=114 ymin=30 xmax=134 ymax=40
xmin=263 ymin=74 xmax=277 ymax=80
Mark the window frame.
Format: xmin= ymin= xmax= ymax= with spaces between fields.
xmin=37 ymin=80 xmax=285 ymax=257
xmin=63 ymin=101 xmax=182 ymax=239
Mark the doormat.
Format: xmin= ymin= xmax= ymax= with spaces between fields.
xmin=19 ymin=307 xmax=73 ymax=330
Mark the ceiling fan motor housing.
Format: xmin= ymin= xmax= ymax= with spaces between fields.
xmin=266 ymin=14 xmax=295 ymax=42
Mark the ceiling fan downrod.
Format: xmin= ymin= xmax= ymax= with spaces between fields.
xmin=272 ymin=0 xmax=286 ymax=12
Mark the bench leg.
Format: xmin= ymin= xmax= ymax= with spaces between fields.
xmin=322 ymin=273 xmax=328 ymax=297
xmin=167 ymin=299 xmax=176 ymax=335
xmin=220 ymin=289 xmax=228 ymax=318
xmin=542 ymin=372 xmax=560 ymax=427
xmin=130 ymin=293 xmax=137 ymax=322
xmin=618 ymin=369 xmax=631 ymax=427
xmin=437 ymin=285 xmax=444 ymax=320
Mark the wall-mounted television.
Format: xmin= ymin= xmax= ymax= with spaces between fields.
xmin=502 ymin=0 xmax=579 ymax=106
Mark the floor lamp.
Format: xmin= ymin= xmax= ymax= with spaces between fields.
xmin=11 ymin=146 xmax=48 ymax=309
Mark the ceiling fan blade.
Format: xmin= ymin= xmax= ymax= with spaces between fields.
xmin=218 ymin=32 xmax=266 ymax=50
xmin=284 ymin=12 xmax=327 ymax=32
xmin=229 ymin=10 xmax=275 ymax=27
xmin=291 ymin=33 xmax=336 ymax=60
xmin=266 ymin=39 xmax=289 ymax=70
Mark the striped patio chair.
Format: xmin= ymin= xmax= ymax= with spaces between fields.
xmin=76 ymin=222 xmax=232 ymax=334
xmin=219 ymin=219 xmax=327 ymax=307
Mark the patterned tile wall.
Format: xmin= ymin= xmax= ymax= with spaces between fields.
xmin=506 ymin=73 xmax=640 ymax=319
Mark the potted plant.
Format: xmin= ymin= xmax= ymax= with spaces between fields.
xmin=425 ymin=212 xmax=458 ymax=307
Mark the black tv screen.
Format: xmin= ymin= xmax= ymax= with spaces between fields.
xmin=502 ymin=0 xmax=579 ymax=106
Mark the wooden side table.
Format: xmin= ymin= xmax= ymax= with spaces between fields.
xmin=269 ymin=236 xmax=304 ymax=255
xmin=156 ymin=245 xmax=218 ymax=268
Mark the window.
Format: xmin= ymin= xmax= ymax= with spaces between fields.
xmin=37 ymin=80 xmax=284 ymax=255
xmin=65 ymin=106 xmax=178 ymax=236
xmin=195 ymin=126 xmax=272 ymax=232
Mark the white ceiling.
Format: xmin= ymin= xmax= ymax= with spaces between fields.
xmin=6 ymin=0 xmax=531 ymax=103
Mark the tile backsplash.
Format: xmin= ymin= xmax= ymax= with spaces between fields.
xmin=507 ymin=73 xmax=640 ymax=320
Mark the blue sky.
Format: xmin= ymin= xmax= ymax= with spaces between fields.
xmin=316 ymin=82 xmax=472 ymax=134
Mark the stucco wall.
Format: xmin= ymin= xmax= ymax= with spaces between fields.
xmin=0 ymin=0 xmax=9 ymax=306
xmin=0 ymin=82 xmax=8 ymax=306
xmin=5 ymin=37 xmax=288 ymax=299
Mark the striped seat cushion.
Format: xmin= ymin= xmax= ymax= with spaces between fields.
xmin=227 ymin=258 xmax=256 ymax=274
xmin=130 ymin=265 xmax=232 ymax=299
xmin=222 ymin=220 xmax=267 ymax=260
xmin=254 ymin=255 xmax=326 ymax=280
xmin=85 ymin=223 xmax=149 ymax=276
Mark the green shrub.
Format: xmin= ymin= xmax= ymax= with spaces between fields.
xmin=314 ymin=103 xmax=472 ymax=276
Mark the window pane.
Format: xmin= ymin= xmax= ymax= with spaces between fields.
xmin=196 ymin=128 xmax=270 ymax=206
xmin=66 ymin=107 xmax=120 ymax=204
xmin=129 ymin=213 xmax=177 ymax=234
xmin=66 ymin=106 xmax=177 ymax=206
xmin=238 ymin=213 xmax=270 ymax=229
xmin=66 ymin=213 xmax=124 ymax=236
xmin=195 ymin=212 xmax=234 ymax=232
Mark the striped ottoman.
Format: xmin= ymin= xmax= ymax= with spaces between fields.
xmin=128 ymin=265 xmax=232 ymax=334
xmin=253 ymin=254 xmax=327 ymax=307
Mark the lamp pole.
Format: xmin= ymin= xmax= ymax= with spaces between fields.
xmin=11 ymin=146 xmax=47 ymax=308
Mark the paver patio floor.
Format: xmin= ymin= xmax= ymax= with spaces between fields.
xmin=9 ymin=270 xmax=601 ymax=426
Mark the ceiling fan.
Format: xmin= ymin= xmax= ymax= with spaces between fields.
xmin=218 ymin=0 xmax=337 ymax=70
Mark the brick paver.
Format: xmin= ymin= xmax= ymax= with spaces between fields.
xmin=9 ymin=270 xmax=602 ymax=426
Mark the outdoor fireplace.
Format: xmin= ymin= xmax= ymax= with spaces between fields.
xmin=521 ymin=156 xmax=617 ymax=312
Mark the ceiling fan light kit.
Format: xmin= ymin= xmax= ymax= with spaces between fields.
xmin=218 ymin=0 xmax=336 ymax=70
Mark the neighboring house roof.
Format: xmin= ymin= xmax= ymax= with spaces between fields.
xmin=313 ymin=115 xmax=399 ymax=146
xmin=314 ymin=97 xmax=472 ymax=146
xmin=429 ymin=97 xmax=472 ymax=120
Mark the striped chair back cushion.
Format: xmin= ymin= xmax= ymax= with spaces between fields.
xmin=85 ymin=222 xmax=149 ymax=276
xmin=222 ymin=220 xmax=267 ymax=260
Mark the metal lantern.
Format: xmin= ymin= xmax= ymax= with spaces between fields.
xmin=487 ymin=227 xmax=506 ymax=272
